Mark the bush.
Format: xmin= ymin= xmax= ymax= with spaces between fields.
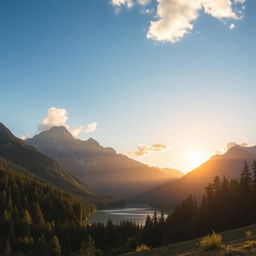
xmin=199 ymin=232 xmax=223 ymax=251
xmin=135 ymin=244 xmax=151 ymax=252
xmin=222 ymin=246 xmax=245 ymax=256
xmin=241 ymin=240 xmax=256 ymax=250
xmin=245 ymin=231 xmax=254 ymax=239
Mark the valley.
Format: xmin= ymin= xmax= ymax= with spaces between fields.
xmin=0 ymin=1 xmax=254 ymax=254
xmin=1 ymin=123 xmax=256 ymax=256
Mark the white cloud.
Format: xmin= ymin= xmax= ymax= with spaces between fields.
xmin=69 ymin=126 xmax=84 ymax=137
xmin=138 ymin=0 xmax=151 ymax=5
xmin=215 ymin=141 xmax=251 ymax=155
xmin=229 ymin=23 xmax=236 ymax=29
xmin=38 ymin=107 xmax=97 ymax=137
xmin=85 ymin=122 xmax=98 ymax=133
xmin=226 ymin=141 xmax=251 ymax=150
xmin=21 ymin=134 xmax=32 ymax=140
xmin=112 ymin=0 xmax=246 ymax=43
xmin=147 ymin=0 xmax=241 ymax=43
xmin=112 ymin=0 xmax=134 ymax=8
xmin=38 ymin=108 xmax=68 ymax=132
xmin=147 ymin=0 xmax=201 ymax=43
xmin=127 ymin=143 xmax=168 ymax=157
xmin=141 ymin=8 xmax=153 ymax=14
xmin=202 ymin=0 xmax=238 ymax=19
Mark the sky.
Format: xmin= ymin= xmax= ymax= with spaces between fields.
xmin=0 ymin=0 xmax=256 ymax=173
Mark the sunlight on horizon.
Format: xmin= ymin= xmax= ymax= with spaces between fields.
xmin=133 ymin=146 xmax=212 ymax=174
xmin=186 ymin=149 xmax=208 ymax=172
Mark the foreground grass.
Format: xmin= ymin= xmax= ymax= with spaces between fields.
xmin=121 ymin=224 xmax=256 ymax=256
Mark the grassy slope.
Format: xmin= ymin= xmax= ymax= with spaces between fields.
xmin=122 ymin=224 xmax=256 ymax=256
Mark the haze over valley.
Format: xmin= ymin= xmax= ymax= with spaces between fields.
xmin=0 ymin=0 xmax=255 ymax=255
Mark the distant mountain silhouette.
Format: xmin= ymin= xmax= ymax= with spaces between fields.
xmin=0 ymin=123 xmax=103 ymax=205
xmin=135 ymin=145 xmax=256 ymax=208
xmin=26 ymin=126 xmax=183 ymax=198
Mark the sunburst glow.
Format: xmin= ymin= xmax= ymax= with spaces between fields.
xmin=187 ymin=150 xmax=205 ymax=169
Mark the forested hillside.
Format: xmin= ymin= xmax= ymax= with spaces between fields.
xmin=84 ymin=161 xmax=256 ymax=255
xmin=136 ymin=145 xmax=256 ymax=207
xmin=0 ymin=164 xmax=95 ymax=256
xmin=0 ymin=123 xmax=105 ymax=206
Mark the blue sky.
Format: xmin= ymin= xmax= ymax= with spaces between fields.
xmin=0 ymin=0 xmax=255 ymax=172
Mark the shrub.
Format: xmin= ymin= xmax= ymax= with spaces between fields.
xmin=199 ymin=232 xmax=223 ymax=251
xmin=245 ymin=231 xmax=253 ymax=240
xmin=241 ymin=240 xmax=256 ymax=250
xmin=222 ymin=246 xmax=245 ymax=256
xmin=135 ymin=244 xmax=151 ymax=252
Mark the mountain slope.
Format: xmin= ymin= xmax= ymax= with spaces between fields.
xmin=136 ymin=145 xmax=256 ymax=207
xmin=0 ymin=123 xmax=102 ymax=205
xmin=0 ymin=163 xmax=95 ymax=256
xmin=26 ymin=126 xmax=183 ymax=198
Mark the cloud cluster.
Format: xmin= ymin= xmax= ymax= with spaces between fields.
xmin=127 ymin=143 xmax=168 ymax=157
xmin=112 ymin=0 xmax=134 ymax=8
xmin=38 ymin=108 xmax=97 ymax=137
xmin=39 ymin=108 xmax=68 ymax=132
xmin=112 ymin=0 xmax=150 ymax=9
xmin=138 ymin=0 xmax=151 ymax=5
xmin=229 ymin=23 xmax=236 ymax=29
xmin=111 ymin=0 xmax=246 ymax=43
xmin=215 ymin=141 xmax=251 ymax=155
xmin=69 ymin=126 xmax=84 ymax=137
xmin=226 ymin=141 xmax=250 ymax=150
xmin=85 ymin=122 xmax=98 ymax=133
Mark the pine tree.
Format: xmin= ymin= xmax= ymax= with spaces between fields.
xmin=159 ymin=210 xmax=165 ymax=225
xmin=78 ymin=236 xmax=102 ymax=256
xmin=221 ymin=176 xmax=229 ymax=193
xmin=240 ymin=161 xmax=252 ymax=191
xmin=145 ymin=215 xmax=152 ymax=227
xmin=2 ymin=209 xmax=11 ymax=221
xmin=252 ymin=160 xmax=256 ymax=192
xmin=212 ymin=176 xmax=221 ymax=194
xmin=49 ymin=235 xmax=62 ymax=256
xmin=152 ymin=211 xmax=158 ymax=225
xmin=23 ymin=209 xmax=32 ymax=225
xmin=33 ymin=202 xmax=45 ymax=226
xmin=205 ymin=183 xmax=213 ymax=202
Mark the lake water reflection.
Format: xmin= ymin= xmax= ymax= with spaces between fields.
xmin=89 ymin=205 xmax=168 ymax=226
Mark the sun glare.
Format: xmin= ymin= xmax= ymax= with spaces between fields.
xmin=187 ymin=150 xmax=205 ymax=169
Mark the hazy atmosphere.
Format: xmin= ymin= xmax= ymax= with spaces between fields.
xmin=1 ymin=0 xmax=256 ymax=173
xmin=1 ymin=1 xmax=256 ymax=255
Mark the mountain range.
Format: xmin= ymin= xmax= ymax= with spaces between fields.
xmin=26 ymin=126 xmax=183 ymax=198
xmin=0 ymin=123 xmax=104 ymax=206
xmin=135 ymin=144 xmax=256 ymax=207
xmin=2 ymin=122 xmax=255 ymax=210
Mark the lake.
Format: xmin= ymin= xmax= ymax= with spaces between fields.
xmin=89 ymin=204 xmax=168 ymax=225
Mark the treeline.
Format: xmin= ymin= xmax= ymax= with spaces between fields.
xmin=0 ymin=166 xmax=96 ymax=256
xmin=2 ymin=161 xmax=256 ymax=255
xmin=140 ymin=160 xmax=256 ymax=248
xmin=87 ymin=161 xmax=256 ymax=255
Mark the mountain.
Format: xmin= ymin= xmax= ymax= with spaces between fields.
xmin=0 ymin=123 xmax=103 ymax=205
xmin=135 ymin=145 xmax=256 ymax=208
xmin=26 ymin=126 xmax=183 ymax=198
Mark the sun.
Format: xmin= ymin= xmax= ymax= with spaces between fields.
xmin=187 ymin=149 xmax=205 ymax=169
